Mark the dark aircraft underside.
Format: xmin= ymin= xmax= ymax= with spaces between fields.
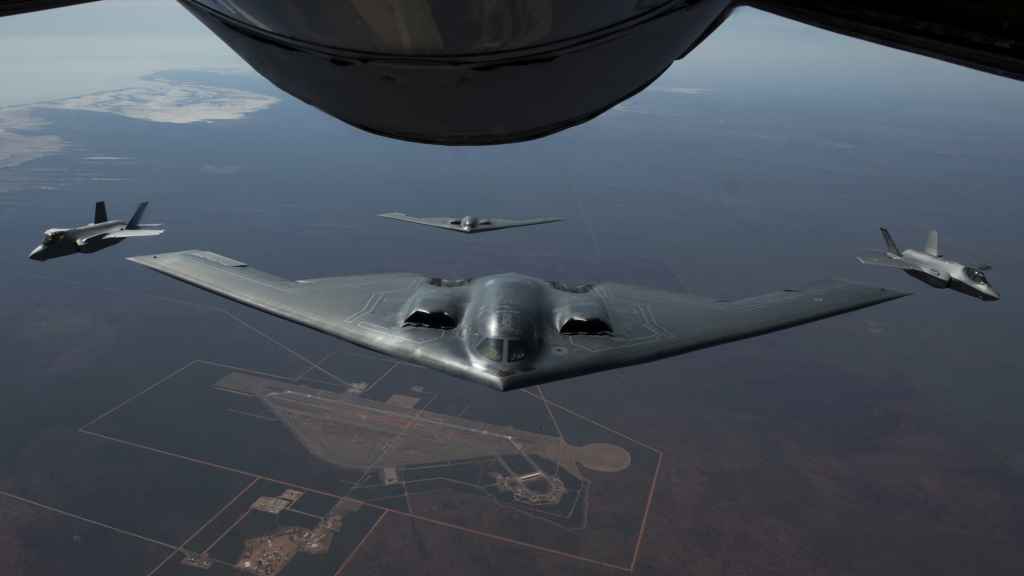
xmin=3 ymin=0 xmax=1021 ymax=143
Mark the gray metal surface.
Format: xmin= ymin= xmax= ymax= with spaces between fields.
xmin=29 ymin=201 xmax=164 ymax=261
xmin=129 ymin=250 xmax=908 ymax=391
xmin=379 ymin=212 xmax=562 ymax=234
xmin=858 ymin=227 xmax=999 ymax=301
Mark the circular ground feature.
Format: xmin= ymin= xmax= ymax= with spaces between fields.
xmin=575 ymin=442 xmax=631 ymax=472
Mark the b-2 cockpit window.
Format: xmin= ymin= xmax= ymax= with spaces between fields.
xmin=965 ymin=268 xmax=988 ymax=284
xmin=477 ymin=338 xmax=503 ymax=362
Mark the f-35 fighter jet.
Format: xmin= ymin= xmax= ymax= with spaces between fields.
xmin=858 ymin=227 xmax=999 ymax=301
xmin=380 ymin=212 xmax=561 ymax=234
xmin=29 ymin=201 xmax=164 ymax=261
xmin=129 ymin=249 xmax=906 ymax=391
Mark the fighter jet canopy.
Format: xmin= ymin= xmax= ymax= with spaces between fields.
xmin=964 ymin=267 xmax=990 ymax=285
xmin=42 ymin=229 xmax=65 ymax=244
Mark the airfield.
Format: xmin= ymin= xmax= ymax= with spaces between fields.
xmin=0 ymin=240 xmax=664 ymax=576
xmin=73 ymin=357 xmax=659 ymax=574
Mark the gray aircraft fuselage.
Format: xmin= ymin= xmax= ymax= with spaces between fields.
xmin=858 ymin=228 xmax=998 ymax=302
xmin=30 ymin=220 xmax=130 ymax=261
xmin=457 ymin=216 xmax=484 ymax=232
xmin=30 ymin=201 xmax=163 ymax=261
xmin=898 ymin=249 xmax=999 ymax=301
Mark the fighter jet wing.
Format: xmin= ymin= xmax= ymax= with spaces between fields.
xmin=74 ymin=230 xmax=111 ymax=246
xmin=105 ymin=229 xmax=164 ymax=239
xmin=379 ymin=212 xmax=560 ymax=233
xmin=504 ymin=279 xmax=908 ymax=389
xmin=856 ymin=251 xmax=917 ymax=269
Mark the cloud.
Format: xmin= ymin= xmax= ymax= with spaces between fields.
xmin=0 ymin=75 xmax=278 ymax=168
xmin=42 ymin=80 xmax=278 ymax=124
xmin=0 ymin=110 xmax=63 ymax=168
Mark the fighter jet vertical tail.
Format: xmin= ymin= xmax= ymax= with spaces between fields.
xmin=127 ymin=202 xmax=149 ymax=229
xmin=880 ymin=227 xmax=900 ymax=256
xmin=925 ymin=230 xmax=940 ymax=257
xmin=94 ymin=201 xmax=108 ymax=224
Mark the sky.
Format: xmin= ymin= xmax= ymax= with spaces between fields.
xmin=0 ymin=0 xmax=246 ymax=106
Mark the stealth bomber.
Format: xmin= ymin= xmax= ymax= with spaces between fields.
xmin=129 ymin=249 xmax=907 ymax=391
xmin=30 ymin=202 xmax=164 ymax=261
xmin=858 ymin=227 xmax=998 ymax=301
xmin=380 ymin=213 xmax=562 ymax=234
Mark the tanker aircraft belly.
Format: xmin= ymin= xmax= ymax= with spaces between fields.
xmin=128 ymin=250 xmax=907 ymax=391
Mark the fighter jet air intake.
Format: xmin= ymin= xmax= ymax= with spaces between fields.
xmin=128 ymin=250 xmax=907 ymax=391
xmin=379 ymin=213 xmax=562 ymax=234
xmin=29 ymin=202 xmax=164 ymax=261
xmin=858 ymin=227 xmax=999 ymax=301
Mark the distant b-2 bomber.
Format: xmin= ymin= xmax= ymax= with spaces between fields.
xmin=380 ymin=212 xmax=561 ymax=234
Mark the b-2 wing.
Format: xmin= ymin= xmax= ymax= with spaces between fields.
xmin=128 ymin=250 xmax=907 ymax=390
xmin=380 ymin=212 xmax=561 ymax=233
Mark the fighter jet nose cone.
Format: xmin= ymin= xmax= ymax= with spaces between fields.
xmin=182 ymin=0 xmax=732 ymax=144
xmin=28 ymin=246 xmax=45 ymax=261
